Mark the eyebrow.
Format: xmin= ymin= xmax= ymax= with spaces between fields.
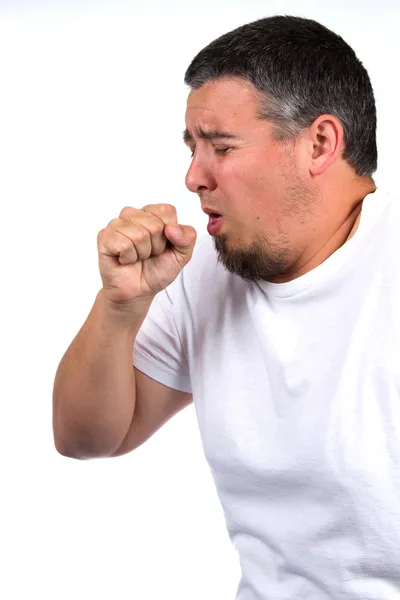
xmin=183 ymin=127 xmax=239 ymax=145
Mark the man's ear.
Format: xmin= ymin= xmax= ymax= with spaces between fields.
xmin=308 ymin=114 xmax=344 ymax=176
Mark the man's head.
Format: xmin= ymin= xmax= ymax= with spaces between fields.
xmin=183 ymin=16 xmax=377 ymax=283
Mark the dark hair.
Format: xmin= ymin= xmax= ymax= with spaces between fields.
xmin=184 ymin=15 xmax=377 ymax=178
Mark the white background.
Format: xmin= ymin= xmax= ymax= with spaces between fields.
xmin=1 ymin=1 xmax=399 ymax=598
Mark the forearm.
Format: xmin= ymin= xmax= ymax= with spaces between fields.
xmin=52 ymin=290 xmax=153 ymax=459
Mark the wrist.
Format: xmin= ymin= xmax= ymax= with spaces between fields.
xmin=96 ymin=289 xmax=154 ymax=334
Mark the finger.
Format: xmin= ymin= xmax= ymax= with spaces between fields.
xmin=164 ymin=224 xmax=197 ymax=264
xmin=98 ymin=229 xmax=139 ymax=265
xmin=115 ymin=211 xmax=168 ymax=257
xmin=141 ymin=203 xmax=178 ymax=226
xmin=111 ymin=220 xmax=163 ymax=260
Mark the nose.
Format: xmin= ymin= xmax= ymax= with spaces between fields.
xmin=185 ymin=154 xmax=217 ymax=194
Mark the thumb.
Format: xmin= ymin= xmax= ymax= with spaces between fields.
xmin=165 ymin=224 xmax=197 ymax=259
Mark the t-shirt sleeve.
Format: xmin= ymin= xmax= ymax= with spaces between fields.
xmin=133 ymin=285 xmax=192 ymax=394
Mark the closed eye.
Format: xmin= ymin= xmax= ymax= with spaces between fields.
xmin=214 ymin=147 xmax=231 ymax=155
xmin=188 ymin=145 xmax=231 ymax=158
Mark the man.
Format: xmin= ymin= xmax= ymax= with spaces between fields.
xmin=53 ymin=15 xmax=400 ymax=600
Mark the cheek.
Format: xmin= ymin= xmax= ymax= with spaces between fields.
xmin=215 ymin=152 xmax=287 ymax=220
xmin=216 ymin=159 xmax=238 ymax=187
xmin=217 ymin=156 xmax=265 ymax=195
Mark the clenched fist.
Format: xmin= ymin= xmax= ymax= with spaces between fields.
xmin=97 ymin=204 xmax=197 ymax=305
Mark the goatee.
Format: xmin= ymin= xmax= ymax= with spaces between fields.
xmin=213 ymin=233 xmax=290 ymax=283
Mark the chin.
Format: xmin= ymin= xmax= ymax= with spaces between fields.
xmin=213 ymin=232 xmax=290 ymax=282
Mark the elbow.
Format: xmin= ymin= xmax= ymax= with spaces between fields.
xmin=53 ymin=432 xmax=117 ymax=460
xmin=52 ymin=409 xmax=123 ymax=459
xmin=53 ymin=436 xmax=86 ymax=459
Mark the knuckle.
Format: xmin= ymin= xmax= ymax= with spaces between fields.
xmin=133 ymin=227 xmax=147 ymax=244
xmin=119 ymin=237 xmax=133 ymax=253
xmin=119 ymin=206 xmax=135 ymax=219
xmin=160 ymin=203 xmax=177 ymax=216
xmin=107 ymin=218 xmax=120 ymax=229
xmin=146 ymin=220 xmax=164 ymax=237
xmin=143 ymin=203 xmax=176 ymax=216
xmin=147 ymin=226 xmax=162 ymax=239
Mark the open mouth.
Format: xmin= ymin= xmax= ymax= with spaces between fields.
xmin=207 ymin=213 xmax=224 ymax=235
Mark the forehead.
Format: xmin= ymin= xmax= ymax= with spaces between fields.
xmin=185 ymin=77 xmax=261 ymax=129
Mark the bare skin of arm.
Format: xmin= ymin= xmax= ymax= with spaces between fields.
xmin=53 ymin=290 xmax=192 ymax=459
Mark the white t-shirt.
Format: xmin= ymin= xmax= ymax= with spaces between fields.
xmin=133 ymin=188 xmax=400 ymax=600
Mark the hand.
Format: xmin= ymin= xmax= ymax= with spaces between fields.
xmin=97 ymin=204 xmax=197 ymax=305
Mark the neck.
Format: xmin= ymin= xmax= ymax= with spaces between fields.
xmin=271 ymin=180 xmax=376 ymax=284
